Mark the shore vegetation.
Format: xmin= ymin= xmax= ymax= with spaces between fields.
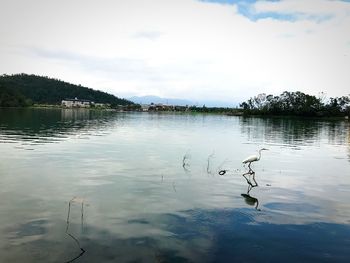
xmin=240 ymin=91 xmax=350 ymax=117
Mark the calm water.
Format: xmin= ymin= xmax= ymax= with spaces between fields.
xmin=0 ymin=108 xmax=350 ymax=262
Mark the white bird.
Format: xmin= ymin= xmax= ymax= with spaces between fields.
xmin=242 ymin=148 xmax=268 ymax=169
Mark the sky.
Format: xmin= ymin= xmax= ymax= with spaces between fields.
xmin=0 ymin=0 xmax=349 ymax=105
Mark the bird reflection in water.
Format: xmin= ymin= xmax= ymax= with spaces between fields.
xmin=65 ymin=197 xmax=85 ymax=263
xmin=242 ymin=166 xmax=258 ymax=187
xmin=241 ymin=167 xmax=261 ymax=211
xmin=240 ymin=148 xmax=269 ymax=211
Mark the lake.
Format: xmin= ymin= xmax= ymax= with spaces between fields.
xmin=0 ymin=108 xmax=350 ymax=262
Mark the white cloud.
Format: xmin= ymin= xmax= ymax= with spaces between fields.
xmin=0 ymin=0 xmax=349 ymax=103
xmin=131 ymin=31 xmax=164 ymax=41
xmin=253 ymin=0 xmax=350 ymax=18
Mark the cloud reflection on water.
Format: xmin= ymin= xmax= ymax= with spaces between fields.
xmin=3 ymin=207 xmax=350 ymax=263
xmin=1 ymin=110 xmax=350 ymax=262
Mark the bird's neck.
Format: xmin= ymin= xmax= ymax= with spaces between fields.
xmin=257 ymin=150 xmax=262 ymax=160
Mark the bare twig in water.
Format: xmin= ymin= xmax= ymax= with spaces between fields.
xmin=206 ymin=151 xmax=215 ymax=174
xmin=65 ymin=197 xmax=86 ymax=263
xmin=172 ymin=182 xmax=177 ymax=193
xmin=182 ymin=151 xmax=191 ymax=172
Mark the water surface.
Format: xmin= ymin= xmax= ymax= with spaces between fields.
xmin=0 ymin=108 xmax=349 ymax=262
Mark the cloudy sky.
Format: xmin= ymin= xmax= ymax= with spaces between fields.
xmin=1 ymin=0 xmax=349 ymax=104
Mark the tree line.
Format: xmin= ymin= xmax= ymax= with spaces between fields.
xmin=240 ymin=91 xmax=350 ymax=117
xmin=0 ymin=85 xmax=32 ymax=107
xmin=0 ymin=73 xmax=133 ymax=107
xmin=1 ymin=74 xmax=349 ymax=117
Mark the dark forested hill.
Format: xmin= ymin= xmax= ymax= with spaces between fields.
xmin=0 ymin=85 xmax=31 ymax=107
xmin=0 ymin=73 xmax=132 ymax=106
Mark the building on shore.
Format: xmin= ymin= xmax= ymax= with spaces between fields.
xmin=61 ymin=98 xmax=94 ymax=108
xmin=140 ymin=104 xmax=150 ymax=111
xmin=95 ymin=102 xmax=110 ymax=108
xmin=148 ymin=103 xmax=174 ymax=111
xmin=139 ymin=103 xmax=191 ymax=112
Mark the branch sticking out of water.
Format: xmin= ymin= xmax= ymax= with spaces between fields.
xmin=182 ymin=151 xmax=191 ymax=172
xmin=65 ymin=197 xmax=86 ymax=263
xmin=172 ymin=182 xmax=177 ymax=193
xmin=207 ymin=151 xmax=215 ymax=174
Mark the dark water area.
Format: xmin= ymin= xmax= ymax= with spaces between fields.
xmin=0 ymin=108 xmax=349 ymax=262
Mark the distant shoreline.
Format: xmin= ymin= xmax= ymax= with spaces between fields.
xmin=0 ymin=106 xmax=349 ymax=121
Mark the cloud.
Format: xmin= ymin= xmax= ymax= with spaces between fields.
xmin=132 ymin=31 xmax=164 ymax=41
xmin=27 ymin=47 xmax=220 ymax=99
xmin=29 ymin=48 xmax=150 ymax=78
xmin=251 ymin=0 xmax=349 ymax=22
xmin=0 ymin=0 xmax=350 ymax=103
xmin=200 ymin=0 xmax=348 ymax=22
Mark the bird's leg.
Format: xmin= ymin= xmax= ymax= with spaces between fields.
xmin=248 ymin=164 xmax=255 ymax=174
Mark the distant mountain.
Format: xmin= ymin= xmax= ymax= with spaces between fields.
xmin=0 ymin=73 xmax=133 ymax=106
xmin=198 ymin=100 xmax=237 ymax=108
xmin=129 ymin=95 xmax=237 ymax=108
xmin=129 ymin=95 xmax=193 ymax=106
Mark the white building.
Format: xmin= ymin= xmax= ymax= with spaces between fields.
xmin=141 ymin=104 xmax=150 ymax=111
xmin=61 ymin=98 xmax=94 ymax=108
xmin=95 ymin=103 xmax=110 ymax=108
